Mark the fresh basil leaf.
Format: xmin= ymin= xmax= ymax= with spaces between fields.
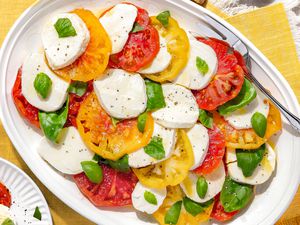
xmin=68 ymin=81 xmax=87 ymax=97
xmin=164 ymin=201 xmax=182 ymax=225
xmin=157 ymin=11 xmax=171 ymax=27
xmin=137 ymin=112 xmax=147 ymax=133
xmin=1 ymin=218 xmax=15 ymax=225
xmin=33 ymin=206 xmax=42 ymax=221
xmin=107 ymin=155 xmax=130 ymax=172
xmin=34 ymin=73 xmax=52 ymax=99
xmin=131 ymin=22 xmax=144 ymax=33
xmin=196 ymin=176 xmax=208 ymax=199
xmin=144 ymin=136 xmax=165 ymax=160
xmin=145 ymin=79 xmax=166 ymax=111
xmin=92 ymin=154 xmax=101 ymax=162
xmin=183 ymin=197 xmax=204 ymax=216
xmin=196 ymin=57 xmax=209 ymax=75
xmin=251 ymin=112 xmax=267 ymax=137
xmin=81 ymin=161 xmax=103 ymax=184
xmin=236 ymin=144 xmax=266 ymax=177
xmin=111 ymin=117 xmax=121 ymax=127
xmin=218 ymin=79 xmax=257 ymax=115
xmin=220 ymin=176 xmax=253 ymax=212
xmin=54 ymin=18 xmax=77 ymax=38
xmin=198 ymin=109 xmax=213 ymax=129
xmin=38 ymin=98 xmax=69 ymax=142
xmin=144 ymin=191 xmax=158 ymax=205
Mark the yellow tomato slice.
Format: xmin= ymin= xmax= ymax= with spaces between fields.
xmin=214 ymin=102 xmax=282 ymax=149
xmin=54 ymin=9 xmax=111 ymax=82
xmin=133 ymin=130 xmax=194 ymax=188
xmin=153 ymin=186 xmax=213 ymax=225
xmin=144 ymin=16 xmax=190 ymax=83
xmin=76 ymin=92 xmax=154 ymax=160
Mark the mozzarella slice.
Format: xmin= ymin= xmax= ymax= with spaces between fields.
xmin=22 ymin=53 xmax=69 ymax=112
xmin=180 ymin=162 xmax=225 ymax=203
xmin=174 ymin=39 xmax=218 ymax=90
xmin=100 ymin=4 xmax=137 ymax=54
xmin=223 ymin=91 xmax=269 ymax=129
xmin=42 ymin=13 xmax=90 ymax=70
xmin=93 ymin=69 xmax=147 ymax=119
xmin=132 ymin=182 xmax=167 ymax=214
xmin=0 ymin=205 xmax=12 ymax=224
xmin=152 ymin=84 xmax=199 ymax=128
xmin=37 ymin=127 xmax=94 ymax=174
xmin=128 ymin=122 xmax=176 ymax=168
xmin=227 ymin=143 xmax=276 ymax=185
xmin=186 ymin=124 xmax=209 ymax=170
xmin=139 ymin=35 xmax=172 ymax=74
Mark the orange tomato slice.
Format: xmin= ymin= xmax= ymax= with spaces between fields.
xmin=54 ymin=9 xmax=111 ymax=82
xmin=153 ymin=186 xmax=213 ymax=225
xmin=76 ymin=92 xmax=154 ymax=160
xmin=214 ymin=101 xmax=282 ymax=149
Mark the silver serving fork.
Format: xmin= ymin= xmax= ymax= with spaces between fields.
xmin=192 ymin=12 xmax=300 ymax=133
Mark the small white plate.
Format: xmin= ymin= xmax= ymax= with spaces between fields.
xmin=0 ymin=158 xmax=53 ymax=225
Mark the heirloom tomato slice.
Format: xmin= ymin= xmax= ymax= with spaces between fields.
xmin=144 ymin=16 xmax=190 ymax=82
xmin=133 ymin=130 xmax=194 ymax=188
xmin=55 ymin=9 xmax=111 ymax=82
xmin=213 ymin=102 xmax=282 ymax=149
xmin=153 ymin=186 xmax=214 ymax=225
xmin=76 ymin=92 xmax=154 ymax=160
xmin=108 ymin=5 xmax=160 ymax=72
xmin=74 ymin=164 xmax=138 ymax=207
xmin=194 ymin=126 xmax=225 ymax=175
xmin=210 ymin=194 xmax=239 ymax=222
xmin=0 ymin=182 xmax=11 ymax=207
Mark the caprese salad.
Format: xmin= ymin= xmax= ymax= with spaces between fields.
xmin=12 ymin=2 xmax=282 ymax=225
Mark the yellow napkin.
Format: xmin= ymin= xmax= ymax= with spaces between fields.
xmin=207 ymin=3 xmax=300 ymax=101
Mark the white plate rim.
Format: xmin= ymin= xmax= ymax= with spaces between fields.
xmin=0 ymin=0 xmax=299 ymax=225
xmin=0 ymin=158 xmax=53 ymax=225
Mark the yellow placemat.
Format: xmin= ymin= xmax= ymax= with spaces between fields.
xmin=0 ymin=1 xmax=299 ymax=225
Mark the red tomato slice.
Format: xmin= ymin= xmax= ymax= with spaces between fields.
xmin=0 ymin=183 xmax=11 ymax=207
xmin=12 ymin=68 xmax=40 ymax=128
xmin=211 ymin=194 xmax=239 ymax=222
xmin=108 ymin=5 xmax=160 ymax=72
xmin=73 ymin=164 xmax=138 ymax=207
xmin=193 ymin=37 xmax=245 ymax=111
xmin=66 ymin=80 xmax=94 ymax=127
xmin=194 ymin=126 xmax=225 ymax=175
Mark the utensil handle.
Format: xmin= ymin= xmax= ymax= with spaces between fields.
xmin=248 ymin=73 xmax=300 ymax=133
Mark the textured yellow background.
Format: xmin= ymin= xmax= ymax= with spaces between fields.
xmin=0 ymin=0 xmax=299 ymax=225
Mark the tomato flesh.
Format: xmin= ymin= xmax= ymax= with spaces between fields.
xmin=73 ymin=164 xmax=138 ymax=207
xmin=193 ymin=37 xmax=245 ymax=111
xmin=0 ymin=183 xmax=11 ymax=207
xmin=12 ymin=68 xmax=40 ymax=128
xmin=211 ymin=194 xmax=239 ymax=222
xmin=194 ymin=126 xmax=225 ymax=175
xmin=108 ymin=5 xmax=159 ymax=72
xmin=66 ymin=80 xmax=94 ymax=127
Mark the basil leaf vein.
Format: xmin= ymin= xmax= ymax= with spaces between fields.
xmin=218 ymin=79 xmax=257 ymax=115
xmin=38 ymin=98 xmax=69 ymax=142
xmin=220 ymin=176 xmax=253 ymax=212
xmin=196 ymin=57 xmax=209 ymax=75
xmin=164 ymin=201 xmax=182 ymax=225
xmin=198 ymin=109 xmax=213 ymax=129
xmin=156 ymin=11 xmax=171 ymax=27
xmin=54 ymin=18 xmax=77 ymax=38
xmin=144 ymin=136 xmax=165 ymax=160
xmin=144 ymin=191 xmax=158 ymax=205
xmin=34 ymin=73 xmax=52 ymax=99
xmin=81 ymin=161 xmax=103 ymax=184
xmin=236 ymin=144 xmax=266 ymax=177
xmin=251 ymin=112 xmax=267 ymax=137
xmin=68 ymin=81 xmax=88 ymax=97
xmin=145 ymin=79 xmax=166 ymax=111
